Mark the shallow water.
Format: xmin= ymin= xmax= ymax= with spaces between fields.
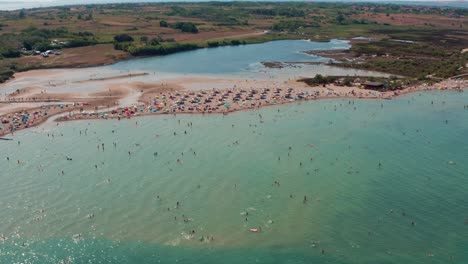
xmin=107 ymin=39 xmax=389 ymax=79
xmin=109 ymin=39 xmax=350 ymax=75
xmin=1 ymin=90 xmax=467 ymax=263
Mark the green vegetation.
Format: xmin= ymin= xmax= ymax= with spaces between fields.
xmin=250 ymin=7 xmax=305 ymax=17
xmin=0 ymin=1 xmax=466 ymax=83
xmin=173 ymin=22 xmax=199 ymax=33
xmin=114 ymin=34 xmax=134 ymax=42
xmin=271 ymin=20 xmax=320 ymax=32
xmin=301 ymin=74 xmax=339 ymax=86
xmin=300 ymin=74 xmax=410 ymax=91
xmin=341 ymin=29 xmax=468 ymax=78
xmin=159 ymin=20 xmax=168 ymax=27
xmin=207 ymin=39 xmax=246 ymax=47
xmin=127 ymin=43 xmax=199 ymax=56
xmin=0 ymin=67 xmax=14 ymax=82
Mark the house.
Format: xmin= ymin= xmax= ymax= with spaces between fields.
xmin=363 ymin=81 xmax=384 ymax=90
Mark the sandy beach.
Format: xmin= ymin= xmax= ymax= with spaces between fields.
xmin=1 ymin=66 xmax=466 ymax=138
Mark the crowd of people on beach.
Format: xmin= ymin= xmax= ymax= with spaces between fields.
xmin=60 ymin=79 xmax=466 ymax=122
xmin=0 ymin=103 xmax=88 ymax=137
xmin=1 ymin=78 xmax=466 ymax=136
xmin=60 ymin=85 xmax=392 ymax=121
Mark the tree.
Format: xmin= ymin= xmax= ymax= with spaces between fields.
xmin=174 ymin=22 xmax=198 ymax=33
xmin=336 ymin=13 xmax=345 ymax=25
xmin=19 ymin=10 xmax=26 ymax=19
xmin=140 ymin=36 xmax=148 ymax=44
xmin=159 ymin=20 xmax=168 ymax=27
xmin=313 ymin=74 xmax=325 ymax=84
xmin=0 ymin=49 xmax=21 ymax=58
xmin=23 ymin=36 xmax=45 ymax=50
xmin=114 ymin=34 xmax=134 ymax=42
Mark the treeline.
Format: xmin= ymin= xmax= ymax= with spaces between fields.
xmin=271 ymin=20 xmax=320 ymax=31
xmin=113 ymin=33 xmax=248 ymax=56
xmin=0 ymin=26 xmax=97 ymax=59
xmin=250 ymin=8 xmax=305 ymax=17
xmin=300 ymin=74 xmax=339 ymax=86
xmin=113 ymin=35 xmax=198 ymax=56
xmin=166 ymin=5 xmax=247 ymax=25
xmin=158 ymin=19 xmax=199 ymax=33
xmin=206 ymin=39 xmax=247 ymax=47
xmin=116 ymin=40 xmax=247 ymax=57
xmin=127 ymin=43 xmax=198 ymax=56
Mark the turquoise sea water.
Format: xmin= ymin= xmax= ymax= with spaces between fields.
xmin=1 ymin=91 xmax=468 ymax=263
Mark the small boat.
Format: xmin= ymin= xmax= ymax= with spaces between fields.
xmin=249 ymin=228 xmax=260 ymax=233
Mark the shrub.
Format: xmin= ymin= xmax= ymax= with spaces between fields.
xmin=114 ymin=34 xmax=134 ymax=42
xmin=65 ymin=38 xmax=97 ymax=48
xmin=160 ymin=20 xmax=168 ymax=27
xmin=0 ymin=49 xmax=21 ymax=58
xmin=207 ymin=41 xmax=219 ymax=47
xmin=128 ymin=43 xmax=199 ymax=56
xmin=174 ymin=22 xmax=199 ymax=33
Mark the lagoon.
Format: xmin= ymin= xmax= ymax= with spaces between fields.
xmin=1 ymin=39 xmax=388 ymax=97
xmin=109 ymin=39 xmax=350 ymax=75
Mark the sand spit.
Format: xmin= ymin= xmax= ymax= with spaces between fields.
xmin=0 ymin=71 xmax=466 ymax=138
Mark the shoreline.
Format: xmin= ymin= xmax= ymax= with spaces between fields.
xmin=1 ymin=78 xmax=465 ymax=138
xmin=0 ymin=32 xmax=276 ymax=84
xmin=59 ymin=80 xmax=465 ymax=122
